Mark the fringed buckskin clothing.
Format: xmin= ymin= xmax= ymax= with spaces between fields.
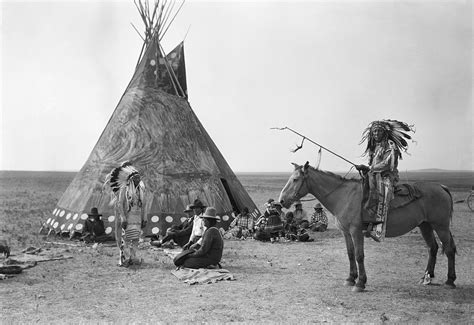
xmin=358 ymin=120 xmax=414 ymax=242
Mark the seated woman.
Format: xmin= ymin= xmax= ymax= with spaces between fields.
xmin=180 ymin=207 xmax=224 ymax=269
xmin=254 ymin=201 xmax=283 ymax=242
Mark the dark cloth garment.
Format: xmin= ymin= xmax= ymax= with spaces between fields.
xmin=253 ymin=215 xmax=282 ymax=242
xmin=84 ymin=218 xmax=105 ymax=236
xmin=162 ymin=217 xmax=194 ymax=247
xmin=182 ymin=227 xmax=223 ymax=269
xmin=284 ymin=219 xmax=311 ymax=241
xmin=253 ymin=228 xmax=271 ymax=241
xmin=265 ymin=214 xmax=283 ymax=235
xmin=82 ymin=217 xmax=107 ymax=243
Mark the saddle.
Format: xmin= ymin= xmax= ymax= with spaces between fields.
xmin=390 ymin=183 xmax=422 ymax=209
xmin=360 ymin=181 xmax=422 ymax=222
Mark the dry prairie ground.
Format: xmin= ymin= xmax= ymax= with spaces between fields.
xmin=0 ymin=171 xmax=473 ymax=323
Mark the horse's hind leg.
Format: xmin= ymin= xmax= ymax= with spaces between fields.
xmin=419 ymin=222 xmax=438 ymax=283
xmin=434 ymin=228 xmax=457 ymax=288
xmin=343 ymin=232 xmax=357 ymax=286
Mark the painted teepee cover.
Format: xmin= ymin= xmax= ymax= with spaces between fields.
xmin=45 ymin=4 xmax=259 ymax=239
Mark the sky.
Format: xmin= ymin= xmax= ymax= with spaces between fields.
xmin=1 ymin=0 xmax=472 ymax=173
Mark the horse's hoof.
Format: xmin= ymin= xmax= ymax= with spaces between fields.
xmin=344 ymin=280 xmax=355 ymax=287
xmin=351 ymin=285 xmax=365 ymax=292
xmin=445 ymin=281 xmax=456 ymax=289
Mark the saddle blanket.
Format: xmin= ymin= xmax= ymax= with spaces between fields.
xmin=171 ymin=267 xmax=235 ymax=285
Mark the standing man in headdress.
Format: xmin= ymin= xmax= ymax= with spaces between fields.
xmin=105 ymin=161 xmax=147 ymax=267
xmin=356 ymin=119 xmax=414 ymax=242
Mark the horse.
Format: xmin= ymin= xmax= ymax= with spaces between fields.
xmin=278 ymin=162 xmax=457 ymax=292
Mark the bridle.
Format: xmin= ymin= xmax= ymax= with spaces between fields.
xmin=290 ymin=165 xmax=356 ymax=204
xmin=290 ymin=169 xmax=309 ymax=203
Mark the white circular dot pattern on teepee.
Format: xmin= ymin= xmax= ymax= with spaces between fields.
xmin=105 ymin=227 xmax=112 ymax=234
xmin=165 ymin=216 xmax=173 ymax=223
xmin=222 ymin=215 xmax=229 ymax=222
xmin=80 ymin=214 xmax=88 ymax=220
xmin=180 ymin=217 xmax=187 ymax=223
xmin=75 ymin=224 xmax=83 ymax=231
xmin=150 ymin=59 xmax=156 ymax=66
xmin=151 ymin=227 xmax=159 ymax=234
xmin=65 ymin=213 xmax=71 ymax=220
xmin=59 ymin=210 xmax=65 ymax=217
xmin=108 ymin=215 xmax=115 ymax=222
xmin=151 ymin=216 xmax=159 ymax=222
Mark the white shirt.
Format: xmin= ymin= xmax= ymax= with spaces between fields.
xmin=189 ymin=213 xmax=205 ymax=245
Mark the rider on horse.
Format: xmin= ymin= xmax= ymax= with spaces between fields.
xmin=356 ymin=119 xmax=414 ymax=242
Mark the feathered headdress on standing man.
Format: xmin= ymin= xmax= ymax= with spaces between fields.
xmin=360 ymin=119 xmax=415 ymax=159
xmin=103 ymin=161 xmax=145 ymax=207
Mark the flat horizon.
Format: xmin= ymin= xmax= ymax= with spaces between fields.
xmin=1 ymin=168 xmax=473 ymax=174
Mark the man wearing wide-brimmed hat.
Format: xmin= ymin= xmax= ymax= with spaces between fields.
xmin=293 ymin=201 xmax=309 ymax=229
xmin=183 ymin=199 xmax=207 ymax=250
xmin=81 ymin=207 xmax=106 ymax=243
xmin=151 ymin=204 xmax=195 ymax=248
xmin=309 ymin=203 xmax=328 ymax=232
xmin=178 ymin=206 xmax=224 ymax=269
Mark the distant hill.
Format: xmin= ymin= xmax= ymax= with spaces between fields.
xmin=409 ymin=168 xmax=473 ymax=173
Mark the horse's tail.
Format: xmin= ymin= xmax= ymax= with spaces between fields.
xmin=440 ymin=184 xmax=457 ymax=255
xmin=440 ymin=184 xmax=453 ymax=223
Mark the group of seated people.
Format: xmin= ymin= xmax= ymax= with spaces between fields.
xmin=226 ymin=199 xmax=329 ymax=243
xmin=81 ymin=198 xmax=328 ymax=269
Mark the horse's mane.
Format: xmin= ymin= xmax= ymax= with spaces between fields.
xmin=307 ymin=165 xmax=361 ymax=183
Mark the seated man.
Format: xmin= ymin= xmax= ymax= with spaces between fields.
xmin=293 ymin=201 xmax=309 ymax=229
xmin=225 ymin=207 xmax=254 ymax=239
xmin=183 ymin=199 xmax=207 ymax=250
xmin=309 ymin=203 xmax=328 ymax=232
xmin=81 ymin=207 xmax=108 ymax=243
xmin=177 ymin=207 xmax=224 ymax=269
xmin=151 ymin=204 xmax=194 ymax=248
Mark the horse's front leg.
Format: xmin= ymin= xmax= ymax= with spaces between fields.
xmin=343 ymin=232 xmax=358 ymax=286
xmin=351 ymin=229 xmax=367 ymax=292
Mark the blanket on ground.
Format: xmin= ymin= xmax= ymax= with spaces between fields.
xmin=163 ymin=249 xmax=235 ymax=284
xmin=171 ymin=267 xmax=234 ymax=285
xmin=0 ymin=247 xmax=73 ymax=280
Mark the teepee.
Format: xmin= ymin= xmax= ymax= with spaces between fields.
xmin=44 ymin=1 xmax=260 ymax=239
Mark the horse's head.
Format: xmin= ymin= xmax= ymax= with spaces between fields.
xmin=278 ymin=161 xmax=311 ymax=209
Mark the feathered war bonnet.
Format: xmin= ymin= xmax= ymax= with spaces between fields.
xmin=103 ymin=161 xmax=145 ymax=207
xmin=360 ymin=119 xmax=415 ymax=159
